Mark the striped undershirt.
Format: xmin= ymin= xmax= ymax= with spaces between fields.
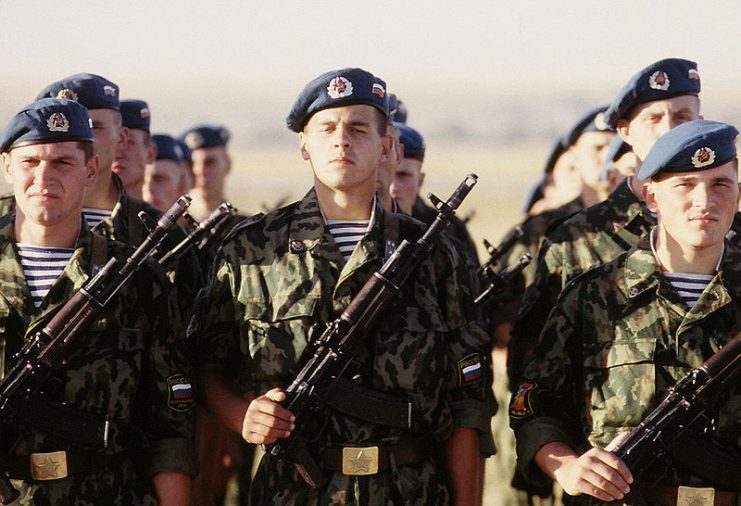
xmin=664 ymin=272 xmax=713 ymax=308
xmin=17 ymin=244 xmax=74 ymax=308
xmin=82 ymin=208 xmax=112 ymax=228
xmin=326 ymin=220 xmax=370 ymax=261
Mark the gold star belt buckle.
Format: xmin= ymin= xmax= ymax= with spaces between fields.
xmin=30 ymin=451 xmax=69 ymax=481
xmin=341 ymin=446 xmax=379 ymax=476
xmin=677 ymin=486 xmax=715 ymax=506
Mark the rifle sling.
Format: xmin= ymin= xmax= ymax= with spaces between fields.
xmin=667 ymin=430 xmax=741 ymax=491
xmin=16 ymin=397 xmax=108 ymax=449
xmin=320 ymin=378 xmax=411 ymax=429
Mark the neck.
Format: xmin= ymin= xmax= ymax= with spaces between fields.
xmin=315 ymin=182 xmax=374 ymax=221
xmin=84 ymin=168 xmax=119 ymax=209
xmin=653 ymin=227 xmax=722 ymax=275
xmin=15 ymin=213 xmax=80 ymax=248
xmin=125 ymin=183 xmax=142 ymax=200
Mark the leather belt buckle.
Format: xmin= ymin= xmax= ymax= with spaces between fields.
xmin=677 ymin=486 xmax=715 ymax=506
xmin=30 ymin=451 xmax=69 ymax=481
xmin=341 ymin=446 xmax=379 ymax=476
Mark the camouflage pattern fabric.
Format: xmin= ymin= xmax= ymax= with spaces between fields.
xmin=510 ymin=238 xmax=741 ymax=504
xmin=508 ymin=179 xmax=655 ymax=386
xmin=195 ymin=189 xmax=491 ymax=505
xmin=0 ymin=214 xmax=197 ymax=505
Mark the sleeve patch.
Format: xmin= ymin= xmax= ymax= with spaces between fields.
xmin=167 ymin=373 xmax=196 ymax=412
xmin=509 ymin=381 xmax=536 ymax=419
xmin=457 ymin=353 xmax=483 ymax=387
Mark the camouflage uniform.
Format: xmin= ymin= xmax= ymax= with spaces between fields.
xmin=196 ymin=189 xmax=491 ymax=505
xmin=508 ymin=179 xmax=655 ymax=385
xmin=510 ymin=238 xmax=741 ymax=504
xmin=0 ymin=214 xmax=197 ymax=505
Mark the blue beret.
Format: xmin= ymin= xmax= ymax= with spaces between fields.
xmin=120 ymin=99 xmax=151 ymax=131
xmin=176 ymin=139 xmax=192 ymax=163
xmin=604 ymin=58 xmax=700 ymax=128
xmin=1 ymin=98 xmax=93 ymax=153
xmin=152 ymin=134 xmax=185 ymax=162
xmin=562 ymin=106 xmax=612 ymax=147
xmin=396 ymin=123 xmax=425 ymax=162
xmin=638 ymin=120 xmax=738 ymax=180
xmin=286 ymin=68 xmax=389 ymax=132
xmin=36 ymin=73 xmax=120 ymax=111
xmin=180 ymin=124 xmax=230 ymax=150
xmin=388 ymin=94 xmax=408 ymax=124
xmin=599 ymin=136 xmax=633 ymax=181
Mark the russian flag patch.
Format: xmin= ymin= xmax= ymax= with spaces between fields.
xmin=457 ymin=353 xmax=483 ymax=387
xmin=167 ymin=373 xmax=196 ymax=412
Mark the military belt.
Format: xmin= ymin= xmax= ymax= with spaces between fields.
xmin=3 ymin=450 xmax=128 ymax=482
xmin=640 ymin=485 xmax=739 ymax=506
xmin=317 ymin=438 xmax=433 ymax=476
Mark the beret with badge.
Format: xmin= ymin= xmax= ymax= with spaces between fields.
xmin=562 ymin=106 xmax=612 ymax=147
xmin=179 ymin=124 xmax=230 ymax=150
xmin=36 ymin=72 xmax=120 ymax=111
xmin=286 ymin=67 xmax=389 ymax=132
xmin=1 ymin=98 xmax=93 ymax=153
xmin=120 ymin=99 xmax=151 ymax=132
xmin=396 ymin=122 xmax=425 ymax=162
xmin=604 ymin=58 xmax=700 ymax=129
xmin=152 ymin=134 xmax=185 ymax=162
xmin=638 ymin=120 xmax=738 ymax=180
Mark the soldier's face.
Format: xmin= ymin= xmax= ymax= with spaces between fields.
xmin=645 ymin=161 xmax=739 ymax=251
xmin=572 ymin=131 xmax=615 ymax=189
xmin=191 ymin=147 xmax=229 ymax=194
xmin=112 ymin=129 xmax=154 ymax=191
xmin=618 ymin=95 xmax=701 ymax=162
xmin=390 ymin=158 xmax=424 ymax=215
xmin=89 ymin=109 xmax=127 ymax=172
xmin=3 ymin=142 xmax=98 ymax=226
xmin=300 ymin=105 xmax=391 ymax=195
xmin=143 ymin=159 xmax=186 ymax=212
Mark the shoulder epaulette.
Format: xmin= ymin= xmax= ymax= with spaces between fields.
xmin=223 ymin=212 xmax=266 ymax=243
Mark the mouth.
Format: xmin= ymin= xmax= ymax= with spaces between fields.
xmin=330 ymin=156 xmax=354 ymax=166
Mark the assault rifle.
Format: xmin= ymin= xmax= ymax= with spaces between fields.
xmin=611 ymin=331 xmax=741 ymax=491
xmin=475 ymin=253 xmax=532 ymax=309
xmin=158 ymin=202 xmax=237 ymax=267
xmin=0 ymin=196 xmax=191 ymax=504
xmin=264 ymin=174 xmax=479 ymax=488
xmin=477 ymin=226 xmax=523 ymax=277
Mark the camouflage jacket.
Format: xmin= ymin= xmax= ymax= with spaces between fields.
xmin=0 ymin=215 xmax=196 ymax=505
xmin=508 ymin=180 xmax=655 ymax=384
xmin=510 ymin=238 xmax=741 ymax=498
xmin=196 ymin=189 xmax=491 ymax=505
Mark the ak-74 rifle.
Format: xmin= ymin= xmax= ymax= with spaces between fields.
xmin=474 ymin=226 xmax=532 ymax=309
xmin=264 ymin=174 xmax=479 ymax=488
xmin=158 ymin=202 xmax=237 ymax=267
xmin=611 ymin=332 xmax=741 ymax=493
xmin=0 ymin=196 xmax=192 ymax=504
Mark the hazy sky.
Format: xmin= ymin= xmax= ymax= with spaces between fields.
xmin=2 ymin=1 xmax=740 ymax=144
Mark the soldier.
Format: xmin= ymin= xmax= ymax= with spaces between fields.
xmin=36 ymin=73 xmax=202 ymax=315
xmin=511 ymin=120 xmax=741 ymax=505
xmin=194 ymin=67 xmax=491 ymax=505
xmin=112 ymin=99 xmax=156 ymax=200
xmin=179 ymin=124 xmax=233 ymax=221
xmin=509 ymin=58 xmax=703 ymax=387
xmin=0 ymin=98 xmax=196 ymax=504
xmin=598 ymin=136 xmax=638 ymax=198
xmin=390 ymin=122 xmax=481 ymax=269
xmin=143 ymin=134 xmax=188 ymax=212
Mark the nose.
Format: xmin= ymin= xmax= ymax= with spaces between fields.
xmin=691 ymin=183 xmax=712 ymax=208
xmin=33 ymin=161 xmax=54 ymax=185
xmin=657 ymin=115 xmax=674 ymax=136
xmin=333 ymin=125 xmax=351 ymax=148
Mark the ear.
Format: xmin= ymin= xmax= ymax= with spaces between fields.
xmin=379 ymin=132 xmax=393 ymax=164
xmin=299 ymin=132 xmax=310 ymax=160
xmin=118 ymin=126 xmax=129 ymax=150
xmin=616 ymin=119 xmax=630 ymax=144
xmin=643 ymin=180 xmax=658 ymax=213
xmin=418 ymin=170 xmax=426 ymax=188
xmin=85 ymin=154 xmax=100 ymax=186
xmin=225 ymin=154 xmax=232 ymax=173
xmin=146 ymin=140 xmax=157 ymax=164
xmin=2 ymin=153 xmax=12 ymax=185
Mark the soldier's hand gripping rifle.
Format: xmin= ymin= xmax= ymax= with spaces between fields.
xmin=474 ymin=226 xmax=532 ymax=309
xmin=0 ymin=196 xmax=191 ymax=504
xmin=610 ymin=332 xmax=741 ymax=493
xmin=264 ymin=174 xmax=479 ymax=488
xmin=158 ymin=202 xmax=237 ymax=267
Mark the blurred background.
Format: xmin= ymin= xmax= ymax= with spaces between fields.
xmin=2 ymin=0 xmax=741 ymax=249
